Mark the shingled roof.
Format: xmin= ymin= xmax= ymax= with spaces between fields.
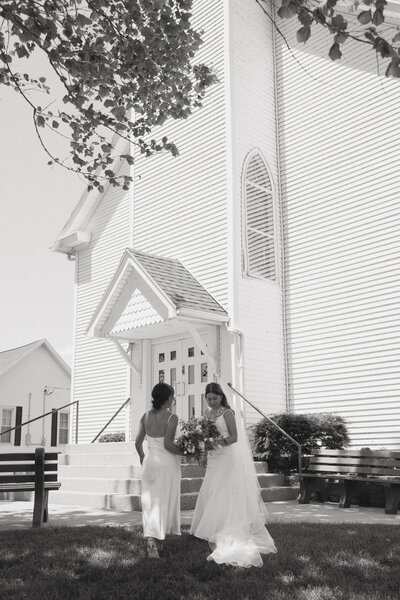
xmin=87 ymin=248 xmax=229 ymax=339
xmin=130 ymin=249 xmax=227 ymax=317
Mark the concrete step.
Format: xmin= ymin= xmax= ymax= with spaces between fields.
xmin=59 ymin=452 xmax=139 ymax=467
xmin=53 ymin=485 xmax=300 ymax=513
xmin=55 ymin=448 xmax=294 ymax=512
xmin=261 ymin=486 xmax=299 ymax=502
xmin=54 ymin=485 xmax=299 ymax=512
xmin=258 ymin=473 xmax=285 ymax=487
xmin=59 ymin=477 xmax=142 ymax=495
xmin=58 ymin=476 xmax=204 ymax=495
xmin=59 ymin=464 xmax=142 ymax=479
xmin=62 ymin=442 xmax=137 ymax=454
xmin=51 ymin=490 xmax=141 ymax=512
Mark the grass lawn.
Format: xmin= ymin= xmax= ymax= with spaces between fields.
xmin=0 ymin=523 xmax=399 ymax=600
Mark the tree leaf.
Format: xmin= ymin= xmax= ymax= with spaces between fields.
xmin=297 ymin=26 xmax=311 ymax=44
xmin=372 ymin=9 xmax=385 ymax=27
xmin=277 ymin=2 xmax=298 ymax=19
xmin=331 ymin=14 xmax=347 ymax=31
xmin=329 ymin=42 xmax=342 ymax=60
xmin=385 ymin=59 xmax=400 ymax=78
xmin=357 ymin=10 xmax=372 ymax=25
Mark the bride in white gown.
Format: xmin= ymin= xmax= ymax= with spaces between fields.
xmin=190 ymin=382 xmax=277 ymax=567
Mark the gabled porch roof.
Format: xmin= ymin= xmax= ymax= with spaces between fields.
xmin=86 ymin=249 xmax=229 ymax=341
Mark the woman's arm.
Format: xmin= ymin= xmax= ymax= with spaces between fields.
xmin=164 ymin=414 xmax=184 ymax=455
xmin=220 ymin=409 xmax=238 ymax=446
xmin=135 ymin=415 xmax=146 ymax=464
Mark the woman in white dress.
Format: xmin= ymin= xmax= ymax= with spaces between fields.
xmin=135 ymin=383 xmax=183 ymax=558
xmin=190 ymin=382 xmax=277 ymax=567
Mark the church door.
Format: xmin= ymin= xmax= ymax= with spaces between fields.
xmin=152 ymin=337 xmax=211 ymax=420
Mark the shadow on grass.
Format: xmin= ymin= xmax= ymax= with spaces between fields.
xmin=0 ymin=523 xmax=399 ymax=599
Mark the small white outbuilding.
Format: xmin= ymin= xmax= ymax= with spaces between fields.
xmin=0 ymin=339 xmax=71 ymax=451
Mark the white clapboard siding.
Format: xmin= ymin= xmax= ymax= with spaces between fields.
xmin=132 ymin=0 xmax=229 ymax=307
xmin=275 ymin=10 xmax=400 ymax=449
xmin=73 ymin=164 xmax=131 ymax=443
xmin=232 ymin=0 xmax=286 ymax=421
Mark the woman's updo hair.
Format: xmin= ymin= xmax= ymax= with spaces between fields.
xmin=205 ymin=382 xmax=231 ymax=409
xmin=151 ymin=382 xmax=174 ymax=410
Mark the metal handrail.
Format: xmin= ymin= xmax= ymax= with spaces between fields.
xmin=91 ymin=397 xmax=131 ymax=443
xmin=0 ymin=400 xmax=79 ymax=441
xmin=227 ymin=382 xmax=302 ymax=474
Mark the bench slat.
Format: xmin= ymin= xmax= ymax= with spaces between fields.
xmin=312 ymin=449 xmax=400 ymax=459
xmin=307 ymin=464 xmax=400 ymax=476
xmin=0 ymin=463 xmax=58 ymax=473
xmin=0 ymin=452 xmax=59 ymax=462
xmin=0 ymin=482 xmax=61 ymax=492
xmin=309 ymin=456 xmax=400 ymax=469
xmin=300 ymin=473 xmax=400 ymax=483
xmin=0 ymin=474 xmax=58 ymax=484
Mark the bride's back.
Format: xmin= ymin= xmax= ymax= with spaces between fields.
xmin=145 ymin=410 xmax=172 ymax=438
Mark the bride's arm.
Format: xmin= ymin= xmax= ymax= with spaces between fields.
xmin=164 ymin=414 xmax=185 ymax=455
xmin=220 ymin=410 xmax=238 ymax=446
xmin=135 ymin=414 xmax=146 ymax=464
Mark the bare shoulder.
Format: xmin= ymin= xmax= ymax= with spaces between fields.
xmin=166 ymin=412 xmax=179 ymax=425
xmin=222 ymin=408 xmax=235 ymax=422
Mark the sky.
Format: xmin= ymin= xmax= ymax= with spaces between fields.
xmin=0 ymin=83 xmax=83 ymax=366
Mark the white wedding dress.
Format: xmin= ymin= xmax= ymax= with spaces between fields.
xmin=190 ymin=411 xmax=277 ymax=567
xmin=141 ymin=413 xmax=181 ymax=540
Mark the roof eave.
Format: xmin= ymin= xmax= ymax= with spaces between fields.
xmin=51 ymin=231 xmax=92 ymax=255
xmin=177 ymin=308 xmax=229 ymax=324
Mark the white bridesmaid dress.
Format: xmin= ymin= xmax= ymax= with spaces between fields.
xmin=190 ymin=412 xmax=277 ymax=567
xmin=140 ymin=412 xmax=181 ymax=540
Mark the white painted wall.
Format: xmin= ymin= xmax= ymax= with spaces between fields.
xmin=73 ymin=163 xmax=131 ymax=443
xmin=275 ymin=9 xmax=400 ymax=448
xmin=0 ymin=345 xmax=70 ymax=450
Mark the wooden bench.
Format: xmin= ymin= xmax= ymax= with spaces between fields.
xmin=298 ymin=448 xmax=400 ymax=514
xmin=0 ymin=448 xmax=60 ymax=527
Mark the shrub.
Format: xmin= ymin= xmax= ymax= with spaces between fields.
xmin=98 ymin=432 xmax=125 ymax=442
xmin=252 ymin=412 xmax=350 ymax=472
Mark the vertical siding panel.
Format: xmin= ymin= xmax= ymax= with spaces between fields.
xmin=276 ymin=10 xmax=400 ymax=448
xmin=74 ymin=165 xmax=131 ymax=442
xmin=232 ymin=0 xmax=286 ymax=420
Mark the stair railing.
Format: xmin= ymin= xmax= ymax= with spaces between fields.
xmin=91 ymin=397 xmax=131 ymax=443
xmin=0 ymin=400 xmax=79 ymax=444
xmin=227 ymin=382 xmax=302 ymax=475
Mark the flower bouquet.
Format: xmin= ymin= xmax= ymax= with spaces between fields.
xmin=176 ymin=416 xmax=222 ymax=466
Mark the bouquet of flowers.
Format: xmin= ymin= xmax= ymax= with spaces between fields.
xmin=176 ymin=416 xmax=222 ymax=466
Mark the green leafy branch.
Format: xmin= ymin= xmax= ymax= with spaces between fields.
xmin=0 ymin=0 xmax=217 ymax=191
xmin=272 ymin=0 xmax=400 ymax=77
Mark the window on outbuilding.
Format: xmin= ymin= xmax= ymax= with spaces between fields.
xmin=59 ymin=412 xmax=69 ymax=445
xmin=243 ymin=152 xmax=276 ymax=280
xmin=0 ymin=408 xmax=13 ymax=443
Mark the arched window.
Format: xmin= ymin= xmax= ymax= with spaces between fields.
xmin=243 ymin=152 xmax=276 ymax=280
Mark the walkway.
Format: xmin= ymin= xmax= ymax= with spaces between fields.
xmin=1 ymin=499 xmax=400 ymax=531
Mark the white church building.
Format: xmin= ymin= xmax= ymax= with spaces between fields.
xmin=53 ymin=0 xmax=400 ymax=451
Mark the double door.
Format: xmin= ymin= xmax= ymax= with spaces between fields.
xmin=152 ymin=337 xmax=211 ymax=420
